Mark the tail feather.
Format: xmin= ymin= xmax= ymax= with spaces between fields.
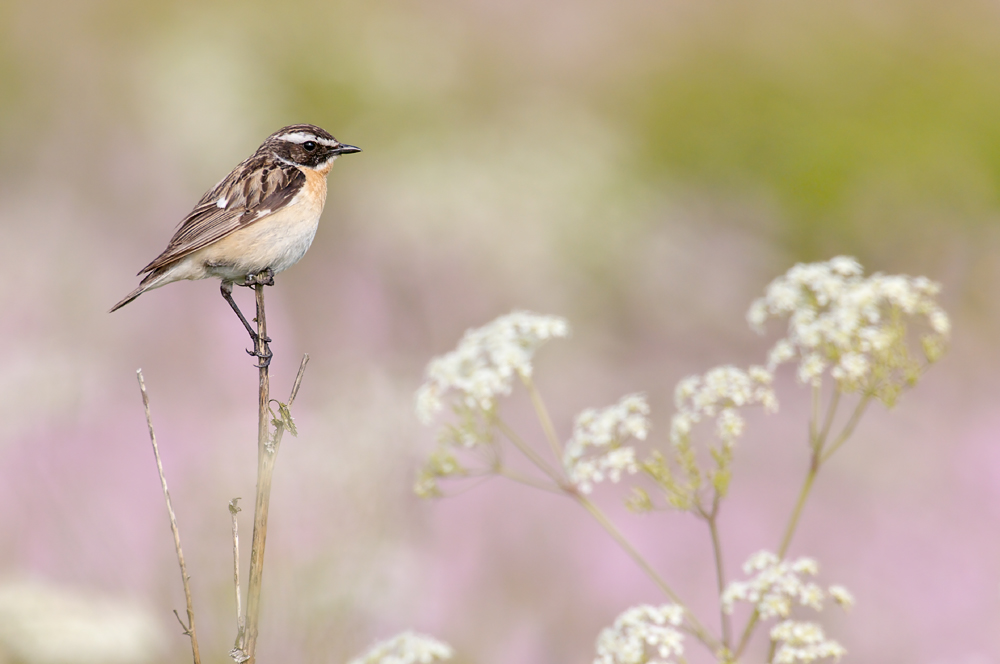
xmin=109 ymin=269 xmax=170 ymax=313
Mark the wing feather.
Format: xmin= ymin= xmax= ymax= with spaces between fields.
xmin=139 ymin=156 xmax=305 ymax=274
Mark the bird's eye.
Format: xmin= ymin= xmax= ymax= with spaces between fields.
xmin=303 ymin=141 xmax=317 ymax=151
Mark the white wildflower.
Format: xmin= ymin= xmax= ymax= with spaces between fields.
xmin=770 ymin=621 xmax=846 ymax=663
xmin=594 ymin=604 xmax=685 ymax=664
xmin=716 ymin=408 xmax=745 ymax=440
xmin=565 ymin=394 xmax=648 ymax=493
xmin=722 ymin=551 xmax=835 ymax=620
xmin=0 ymin=580 xmax=167 ymax=664
xmin=670 ymin=365 xmax=777 ymax=448
xmin=830 ymin=352 xmax=868 ymax=382
xmin=930 ymin=310 xmax=950 ymax=335
xmin=828 ymin=585 xmax=854 ymax=611
xmin=415 ymin=311 xmax=569 ymax=424
xmin=797 ymin=354 xmax=826 ymax=387
xmin=748 ymin=257 xmax=950 ymax=395
xmin=348 ymin=631 xmax=454 ymax=664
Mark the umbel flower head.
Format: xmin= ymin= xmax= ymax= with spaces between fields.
xmin=564 ymin=394 xmax=649 ymax=494
xmin=671 ymin=365 xmax=778 ymax=448
xmin=747 ymin=256 xmax=949 ymax=403
xmin=415 ymin=311 xmax=569 ymax=424
xmin=722 ymin=551 xmax=853 ymax=620
xmin=770 ymin=621 xmax=846 ymax=664
xmin=347 ymin=631 xmax=454 ymax=664
xmin=413 ymin=311 xmax=568 ymax=497
xmin=594 ymin=604 xmax=686 ymax=664
xmin=640 ymin=365 xmax=777 ymax=511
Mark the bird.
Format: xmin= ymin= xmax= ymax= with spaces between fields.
xmin=110 ymin=123 xmax=361 ymax=363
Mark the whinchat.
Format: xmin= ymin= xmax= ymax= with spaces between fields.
xmin=110 ymin=123 xmax=360 ymax=359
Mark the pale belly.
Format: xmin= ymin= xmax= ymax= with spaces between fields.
xmin=198 ymin=204 xmax=322 ymax=280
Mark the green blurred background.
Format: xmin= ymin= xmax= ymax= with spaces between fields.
xmin=1 ymin=0 xmax=998 ymax=662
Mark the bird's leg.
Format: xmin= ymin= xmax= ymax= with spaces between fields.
xmin=220 ymin=281 xmax=271 ymax=366
xmin=221 ymin=281 xmax=257 ymax=340
xmin=234 ymin=269 xmax=275 ymax=367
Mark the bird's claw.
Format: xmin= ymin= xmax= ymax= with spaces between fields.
xmin=246 ymin=346 xmax=273 ymax=369
xmin=241 ymin=268 xmax=275 ymax=288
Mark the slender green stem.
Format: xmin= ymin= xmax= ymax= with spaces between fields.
xmin=735 ymin=458 xmax=819 ymax=657
xmin=736 ymin=385 xmax=835 ymax=658
xmin=522 ymin=375 xmax=565 ymax=465
xmin=820 ymin=396 xmax=872 ymax=464
xmin=704 ymin=495 xmax=731 ymax=649
xmin=495 ymin=418 xmax=563 ymax=484
xmin=575 ymin=494 xmax=720 ymax=651
xmin=766 ymin=637 xmax=778 ymax=664
xmin=497 ymin=412 xmax=716 ymax=649
xmin=809 ymin=384 xmax=820 ymax=448
xmin=737 ymin=391 xmax=872 ymax=657
xmin=495 ymin=466 xmax=563 ymax=494
xmin=778 ymin=461 xmax=818 ymax=558
xmin=817 ymin=390 xmax=841 ymax=450
xmin=503 ymin=380 xmax=725 ymax=650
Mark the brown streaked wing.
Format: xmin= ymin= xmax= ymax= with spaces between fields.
xmin=139 ymin=163 xmax=305 ymax=275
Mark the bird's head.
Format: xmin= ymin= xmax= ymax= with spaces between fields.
xmin=266 ymin=124 xmax=361 ymax=171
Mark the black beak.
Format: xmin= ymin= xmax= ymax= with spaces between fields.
xmin=332 ymin=143 xmax=362 ymax=155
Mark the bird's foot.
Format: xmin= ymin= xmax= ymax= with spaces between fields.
xmin=246 ymin=344 xmax=273 ymax=369
xmin=241 ymin=268 xmax=275 ymax=288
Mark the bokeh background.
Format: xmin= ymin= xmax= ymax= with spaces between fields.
xmin=1 ymin=0 xmax=999 ymax=662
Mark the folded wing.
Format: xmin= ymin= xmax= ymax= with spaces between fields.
xmin=139 ymin=156 xmax=306 ymax=275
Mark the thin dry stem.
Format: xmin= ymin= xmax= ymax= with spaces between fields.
xmin=242 ymin=283 xmax=271 ymax=664
xmin=242 ymin=290 xmax=311 ymax=664
xmin=229 ymin=498 xmax=245 ymax=657
xmin=137 ymin=370 xmax=201 ymax=664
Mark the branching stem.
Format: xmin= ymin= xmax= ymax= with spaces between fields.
xmin=704 ymin=495 xmax=731 ymax=649
xmin=242 ymin=284 xmax=309 ymax=664
xmin=495 ymin=466 xmax=563 ymax=494
xmin=575 ymin=494 xmax=719 ymax=651
xmin=496 ymin=418 xmax=563 ymax=485
xmin=137 ymin=371 xmax=201 ymax=664
xmin=820 ymin=396 xmax=871 ymax=464
xmin=736 ymin=391 xmax=872 ymax=658
xmin=522 ymin=375 xmax=564 ymax=464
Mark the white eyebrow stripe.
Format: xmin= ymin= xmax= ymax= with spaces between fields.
xmin=277 ymin=132 xmax=315 ymax=144
xmin=277 ymin=131 xmax=338 ymax=147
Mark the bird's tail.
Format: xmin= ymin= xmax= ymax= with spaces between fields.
xmin=109 ymin=269 xmax=170 ymax=313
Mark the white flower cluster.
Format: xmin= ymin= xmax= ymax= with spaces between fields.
xmin=594 ymin=604 xmax=685 ymax=664
xmin=770 ymin=621 xmax=846 ymax=664
xmin=721 ymin=551 xmax=847 ymax=620
xmin=671 ymin=366 xmax=778 ymax=448
xmin=347 ymin=631 xmax=454 ymax=664
xmin=747 ymin=256 xmax=950 ymax=389
xmin=415 ymin=312 xmax=569 ymax=424
xmin=564 ymin=394 xmax=649 ymax=494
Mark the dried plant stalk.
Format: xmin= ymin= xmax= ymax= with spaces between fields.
xmin=137 ymin=370 xmax=202 ymax=664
